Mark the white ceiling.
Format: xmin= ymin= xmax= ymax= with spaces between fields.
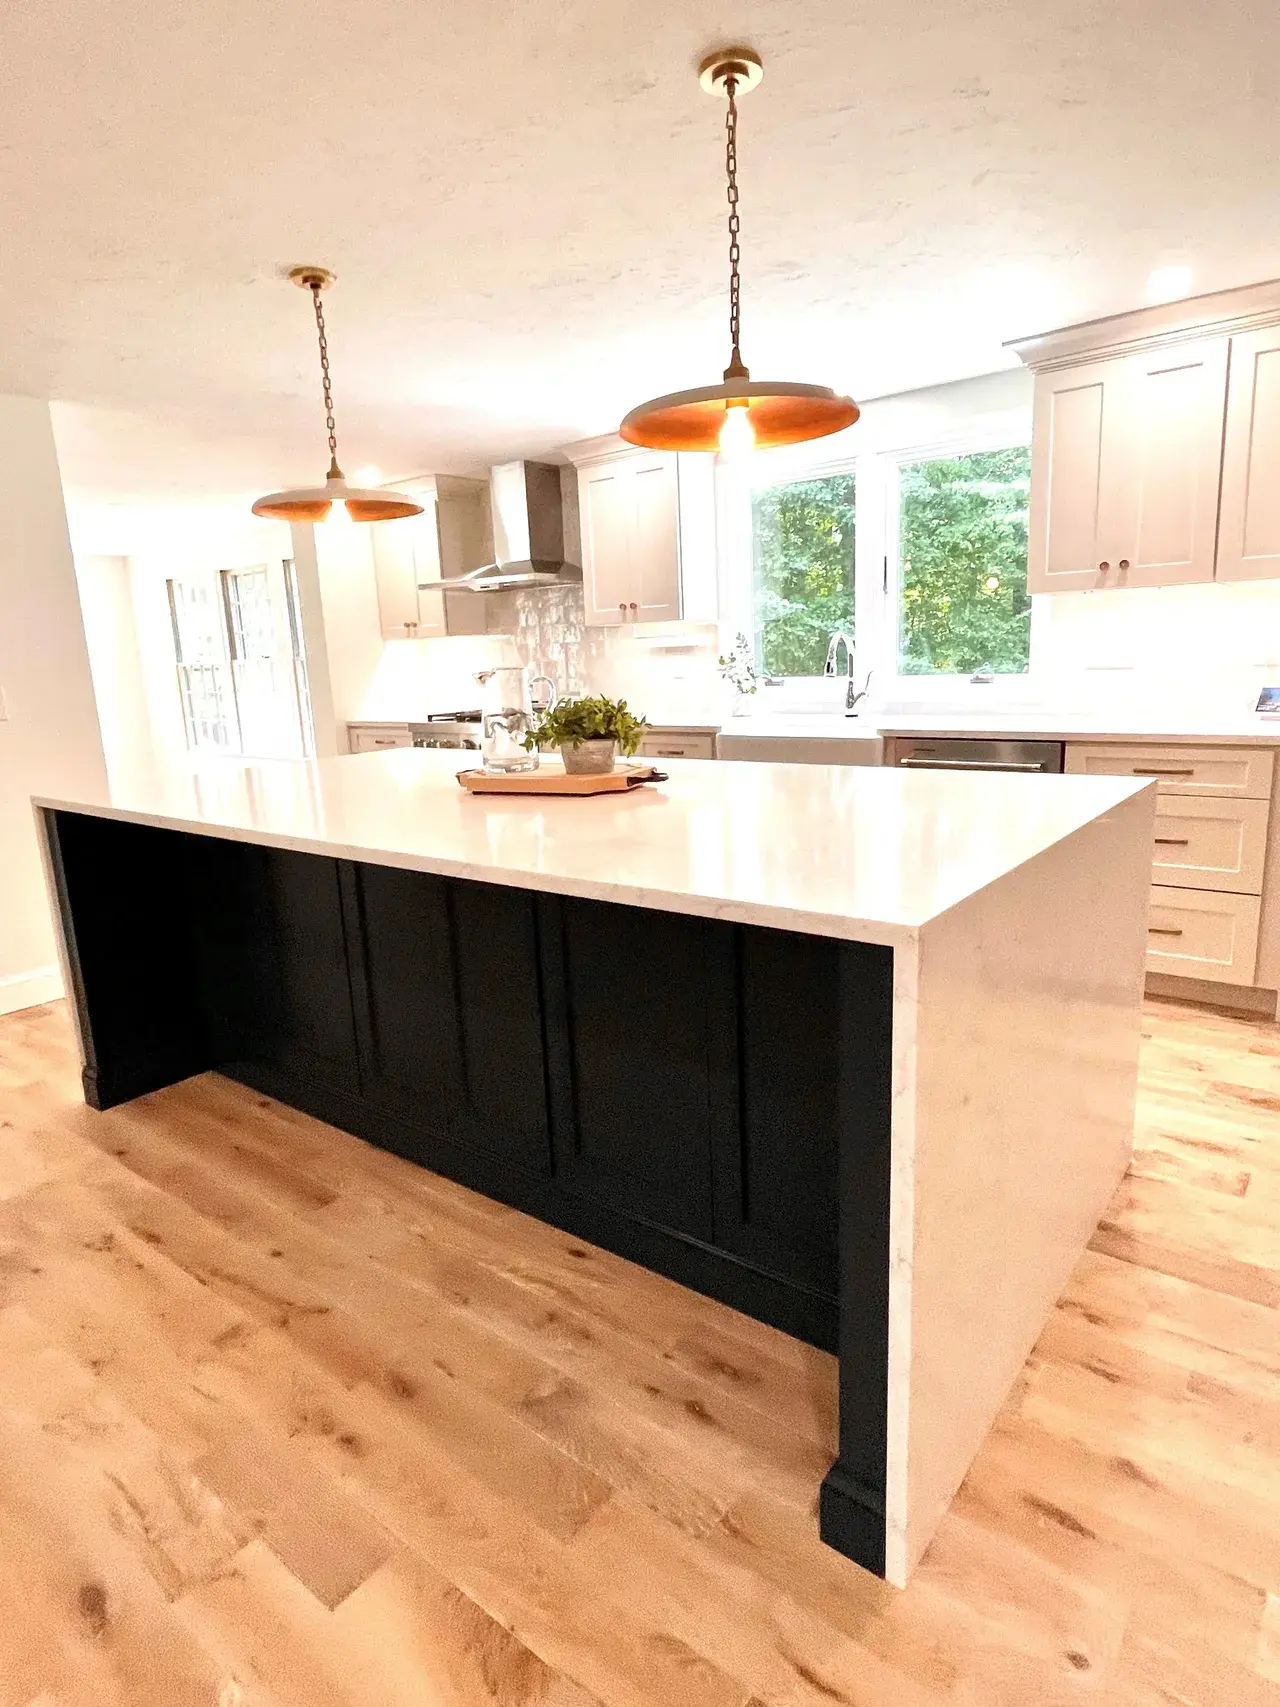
xmin=4 ymin=0 xmax=1277 ymax=507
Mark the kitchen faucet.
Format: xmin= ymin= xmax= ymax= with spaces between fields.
xmin=824 ymin=631 xmax=873 ymax=715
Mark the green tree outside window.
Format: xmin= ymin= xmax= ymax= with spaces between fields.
xmin=898 ymin=447 xmax=1031 ymax=675
xmin=750 ymin=474 xmax=855 ymax=677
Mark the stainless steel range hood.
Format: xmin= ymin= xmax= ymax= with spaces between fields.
xmin=418 ymin=460 xmax=581 ymax=591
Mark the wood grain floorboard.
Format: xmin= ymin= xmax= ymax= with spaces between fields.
xmin=0 ymin=995 xmax=1276 ymax=1705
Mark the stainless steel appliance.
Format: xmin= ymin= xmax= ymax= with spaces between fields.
xmin=891 ymin=737 xmax=1065 ymax=773
xmin=409 ymin=711 xmax=482 ymax=751
xmin=416 ymin=461 xmax=583 ymax=592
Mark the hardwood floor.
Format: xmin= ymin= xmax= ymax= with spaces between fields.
xmin=0 ymin=996 xmax=1276 ymax=1706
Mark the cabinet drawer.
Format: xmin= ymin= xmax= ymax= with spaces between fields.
xmin=1066 ymin=742 xmax=1274 ymax=798
xmin=349 ymin=725 xmax=412 ymax=753
xmin=1150 ymin=795 xmax=1270 ymax=894
xmin=1145 ymin=886 xmax=1261 ymax=984
xmin=638 ymin=732 xmax=716 ymax=761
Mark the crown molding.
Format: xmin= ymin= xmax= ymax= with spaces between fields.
xmin=1006 ymin=278 xmax=1280 ymax=371
xmin=559 ymin=431 xmax=635 ymax=467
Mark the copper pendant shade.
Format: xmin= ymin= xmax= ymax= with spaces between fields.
xmin=253 ymin=268 xmax=425 ymax=524
xmin=620 ymin=50 xmax=858 ymax=455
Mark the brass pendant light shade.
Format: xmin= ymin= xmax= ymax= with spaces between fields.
xmin=620 ymin=379 xmax=859 ymax=453
xmin=252 ymin=268 xmax=425 ymax=524
xmin=620 ymin=50 xmax=858 ymax=456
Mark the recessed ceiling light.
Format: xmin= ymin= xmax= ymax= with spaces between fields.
xmin=1145 ymin=265 xmax=1193 ymax=305
xmin=354 ymin=465 xmax=384 ymax=486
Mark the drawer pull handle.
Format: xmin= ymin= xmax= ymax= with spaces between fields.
xmin=1153 ymin=837 xmax=1190 ymax=846
xmin=1148 ymin=926 xmax=1185 ymax=937
xmin=1134 ymin=767 xmax=1195 ymax=778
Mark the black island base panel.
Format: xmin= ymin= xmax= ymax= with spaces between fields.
xmin=41 ymin=807 xmax=895 ymax=1577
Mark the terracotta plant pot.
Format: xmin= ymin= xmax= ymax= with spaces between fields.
xmin=560 ymin=738 xmax=617 ymax=775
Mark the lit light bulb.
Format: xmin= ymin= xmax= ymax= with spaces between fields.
xmin=327 ymin=498 xmax=354 ymax=527
xmin=719 ymin=403 xmax=755 ymax=458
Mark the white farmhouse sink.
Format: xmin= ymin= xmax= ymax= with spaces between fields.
xmin=717 ymin=716 xmax=883 ymax=766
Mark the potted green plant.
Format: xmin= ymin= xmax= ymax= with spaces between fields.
xmin=523 ymin=694 xmax=648 ymax=775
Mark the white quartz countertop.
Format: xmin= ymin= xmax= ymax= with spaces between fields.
xmin=35 ymin=750 xmax=1151 ymax=946
xmin=723 ymin=711 xmax=1280 ymax=746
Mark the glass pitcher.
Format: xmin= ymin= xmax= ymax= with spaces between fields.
xmin=474 ymin=666 xmax=557 ymax=774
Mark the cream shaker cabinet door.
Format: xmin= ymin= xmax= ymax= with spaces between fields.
xmin=1027 ymin=358 xmax=1122 ymax=593
xmin=629 ymin=456 xmax=681 ymax=624
xmin=1217 ymin=325 xmax=1280 ymax=583
xmin=1028 ymin=340 xmax=1228 ymax=594
xmin=1104 ymin=338 xmax=1227 ymax=589
xmin=580 ymin=463 xmax=634 ymax=625
xmin=371 ymin=516 xmax=425 ymax=638
xmin=580 ymin=454 xmax=682 ymax=626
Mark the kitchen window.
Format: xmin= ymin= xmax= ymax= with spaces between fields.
xmin=749 ymin=471 xmax=855 ymax=676
xmin=167 ymin=576 xmax=238 ymax=751
xmin=893 ymin=445 xmax=1031 ymax=677
xmin=727 ymin=427 xmax=1032 ymax=692
xmin=167 ymin=561 xmax=313 ymax=757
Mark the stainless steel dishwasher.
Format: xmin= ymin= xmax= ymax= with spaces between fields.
xmin=891 ymin=737 xmax=1065 ymax=773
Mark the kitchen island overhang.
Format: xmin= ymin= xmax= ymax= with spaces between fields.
xmin=33 ymin=751 xmax=1156 ymax=1586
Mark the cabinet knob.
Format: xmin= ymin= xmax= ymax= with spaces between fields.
xmin=619 ymin=602 xmax=627 ymax=613
xmin=1118 ymin=559 xmax=1130 ymax=570
xmin=629 ymin=602 xmax=638 ymax=611
xmin=1098 ymin=561 xmax=1110 ymax=572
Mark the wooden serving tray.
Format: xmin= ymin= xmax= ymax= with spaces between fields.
xmin=457 ymin=764 xmax=665 ymax=797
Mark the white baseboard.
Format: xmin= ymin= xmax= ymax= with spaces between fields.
xmin=0 ymin=964 xmax=63 ymax=1016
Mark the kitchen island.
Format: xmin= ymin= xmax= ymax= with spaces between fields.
xmin=34 ymin=750 xmax=1155 ymax=1586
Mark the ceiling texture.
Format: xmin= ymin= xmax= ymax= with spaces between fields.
xmin=2 ymin=0 xmax=1277 ymax=505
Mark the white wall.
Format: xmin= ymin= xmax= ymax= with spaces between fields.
xmin=68 ymin=501 xmax=296 ymax=770
xmin=74 ymin=554 xmax=156 ymax=786
xmin=0 ymin=396 xmax=107 ymax=1014
xmin=1034 ymin=579 xmax=1280 ymax=716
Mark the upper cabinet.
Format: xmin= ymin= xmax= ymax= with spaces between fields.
xmin=370 ymin=476 xmax=491 ymax=640
xmin=1217 ymin=325 xmax=1280 ymax=583
xmin=569 ymin=442 xmax=718 ymax=627
xmin=1012 ymin=280 xmax=1280 ymax=594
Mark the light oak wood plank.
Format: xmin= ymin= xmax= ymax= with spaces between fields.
xmin=0 ymin=994 xmax=1275 ymax=1705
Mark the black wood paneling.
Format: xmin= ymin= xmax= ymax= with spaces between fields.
xmin=820 ymin=939 xmax=895 ymax=1576
xmin=251 ymin=846 xmax=361 ymax=1093
xmin=708 ymin=925 xmax=842 ymax=1296
xmin=348 ymin=863 xmax=552 ymax=1173
xmin=44 ymin=810 xmax=213 ymax=1107
xmin=541 ymin=894 xmax=718 ymax=1240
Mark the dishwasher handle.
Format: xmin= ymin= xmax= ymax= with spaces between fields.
xmin=897 ymin=757 xmax=1050 ymax=772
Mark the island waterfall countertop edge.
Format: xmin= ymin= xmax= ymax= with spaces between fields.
xmin=34 ymin=748 xmax=1153 ymax=946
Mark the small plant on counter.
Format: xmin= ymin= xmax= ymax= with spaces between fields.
xmin=523 ymin=694 xmax=648 ymax=774
xmin=717 ymin=632 xmax=758 ymax=697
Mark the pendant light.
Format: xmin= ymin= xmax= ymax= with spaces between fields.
xmin=253 ymin=268 xmax=424 ymax=523
xmin=621 ymin=50 xmax=859 ymax=456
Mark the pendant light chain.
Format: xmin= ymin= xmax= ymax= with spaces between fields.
xmin=310 ymin=281 xmax=343 ymax=479
xmin=724 ymin=73 xmax=748 ymax=382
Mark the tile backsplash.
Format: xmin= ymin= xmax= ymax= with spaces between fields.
xmin=360 ymin=582 xmax=726 ymax=725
